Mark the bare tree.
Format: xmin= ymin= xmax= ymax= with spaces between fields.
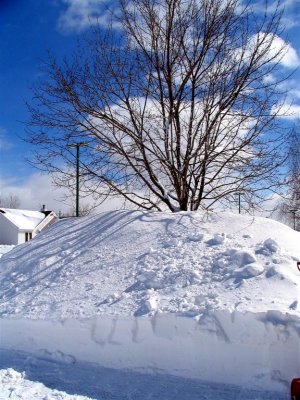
xmin=27 ymin=0 xmax=288 ymax=212
xmin=0 ymin=194 xmax=21 ymax=209
xmin=288 ymin=127 xmax=300 ymax=205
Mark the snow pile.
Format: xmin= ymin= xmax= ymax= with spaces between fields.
xmin=0 ymin=210 xmax=299 ymax=319
xmin=0 ymin=210 xmax=300 ymax=396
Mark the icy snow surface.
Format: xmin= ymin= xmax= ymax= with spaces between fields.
xmin=0 ymin=210 xmax=300 ymax=399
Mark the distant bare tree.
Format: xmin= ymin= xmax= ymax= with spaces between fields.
xmin=277 ymin=128 xmax=300 ymax=229
xmin=0 ymin=194 xmax=21 ymax=209
xmin=27 ymin=0 xmax=288 ymax=212
xmin=59 ymin=202 xmax=95 ymax=218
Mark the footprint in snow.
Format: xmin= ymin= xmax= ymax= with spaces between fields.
xmin=206 ymin=233 xmax=226 ymax=246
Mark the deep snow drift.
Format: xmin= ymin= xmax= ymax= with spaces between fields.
xmin=0 ymin=210 xmax=300 ymax=398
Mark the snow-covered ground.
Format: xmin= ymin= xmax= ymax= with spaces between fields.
xmin=0 ymin=210 xmax=299 ymax=399
xmin=0 ymin=367 xmax=93 ymax=400
xmin=0 ymin=245 xmax=14 ymax=259
xmin=0 ymin=350 xmax=288 ymax=400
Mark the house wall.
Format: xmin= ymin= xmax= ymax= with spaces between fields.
xmin=18 ymin=231 xmax=35 ymax=245
xmin=18 ymin=232 xmax=27 ymax=245
xmin=0 ymin=214 xmax=19 ymax=245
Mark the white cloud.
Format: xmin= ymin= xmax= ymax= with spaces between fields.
xmin=0 ymin=174 xmax=69 ymax=212
xmin=0 ymin=173 xmax=124 ymax=214
xmin=249 ymin=33 xmax=300 ymax=69
xmin=58 ymin=0 xmax=114 ymax=32
xmin=274 ymin=36 xmax=300 ymax=69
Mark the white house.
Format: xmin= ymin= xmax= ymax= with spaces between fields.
xmin=0 ymin=208 xmax=58 ymax=245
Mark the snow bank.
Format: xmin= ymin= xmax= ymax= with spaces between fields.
xmin=0 ymin=210 xmax=300 ymax=395
xmin=1 ymin=310 xmax=299 ymax=392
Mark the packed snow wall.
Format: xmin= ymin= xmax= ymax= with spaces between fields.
xmin=0 ymin=310 xmax=299 ymax=393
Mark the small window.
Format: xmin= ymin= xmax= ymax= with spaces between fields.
xmin=25 ymin=232 xmax=32 ymax=242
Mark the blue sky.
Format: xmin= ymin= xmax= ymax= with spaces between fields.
xmin=1 ymin=0 xmax=300 ymax=211
xmin=0 ymin=1 xmax=77 ymax=177
xmin=0 ymin=0 xmax=84 ymax=210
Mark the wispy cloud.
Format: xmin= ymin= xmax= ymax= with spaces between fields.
xmin=270 ymin=77 xmax=300 ymax=120
xmin=57 ymin=0 xmax=116 ymax=32
xmin=272 ymin=102 xmax=300 ymax=120
xmin=248 ymin=0 xmax=300 ymax=29
xmin=279 ymin=79 xmax=300 ymax=100
xmin=0 ymin=127 xmax=12 ymax=151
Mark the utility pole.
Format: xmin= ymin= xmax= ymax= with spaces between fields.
xmin=289 ymin=209 xmax=298 ymax=230
xmin=237 ymin=192 xmax=244 ymax=214
xmin=68 ymin=142 xmax=88 ymax=217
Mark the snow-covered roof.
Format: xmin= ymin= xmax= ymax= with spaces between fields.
xmin=0 ymin=208 xmax=46 ymax=231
